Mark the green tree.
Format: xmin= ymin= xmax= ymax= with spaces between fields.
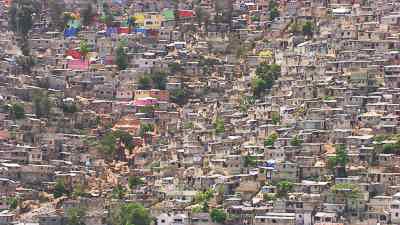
xmin=263 ymin=193 xmax=276 ymax=202
xmin=139 ymin=123 xmax=154 ymax=137
xmin=335 ymin=144 xmax=349 ymax=167
xmin=192 ymin=205 xmax=202 ymax=213
xmin=302 ymin=21 xmax=314 ymax=37
xmin=216 ymin=185 xmax=225 ymax=204
xmin=101 ymin=3 xmax=114 ymax=26
xmin=168 ymin=62 xmax=184 ymax=74
xmin=271 ymin=112 xmax=280 ymax=125
xmin=16 ymin=55 xmax=36 ymax=73
xmin=32 ymin=90 xmax=52 ymax=118
xmin=195 ymin=189 xmax=214 ymax=203
xmin=98 ymin=133 xmax=117 ymax=156
xmin=210 ymin=208 xmax=227 ymax=223
xmin=54 ymin=180 xmax=68 ymax=198
xmin=331 ymin=182 xmax=361 ymax=216
xmin=98 ymin=130 xmax=134 ymax=156
xmin=383 ymin=143 xmax=398 ymax=154
xmin=373 ymin=135 xmax=388 ymax=144
xmin=268 ymin=0 xmax=280 ymax=21
xmin=201 ymin=201 xmax=209 ymax=212
xmin=115 ymin=43 xmax=128 ymax=70
xmin=63 ymin=103 xmax=79 ymax=114
xmin=252 ymin=63 xmax=281 ymax=98
xmin=244 ymin=155 xmax=257 ymax=167
xmin=268 ymin=0 xmax=278 ymax=9
xmin=269 ymin=7 xmax=279 ymax=21
xmin=239 ymin=96 xmax=256 ymax=112
xmin=255 ymin=63 xmax=275 ymax=79
xmin=289 ymin=21 xmax=302 ymax=34
xmin=66 ymin=207 xmax=86 ymax=225
xmin=251 ymin=14 xmax=260 ymax=22
xmin=138 ymin=105 xmax=155 ymax=115
xmin=151 ymin=72 xmax=167 ymax=90
xmin=251 ymin=77 xmax=267 ymax=97
xmin=6 ymin=197 xmax=18 ymax=210
xmin=109 ymin=202 xmax=152 ymax=225
xmin=331 ymin=183 xmax=361 ymax=199
xmin=8 ymin=0 xmax=37 ymax=36
xmin=290 ymin=135 xmax=303 ymax=146
xmin=137 ymin=76 xmax=152 ymax=90
xmin=328 ymin=144 xmax=349 ymax=177
xmin=213 ymin=118 xmax=225 ymax=134
xmin=114 ymin=130 xmax=135 ymax=149
xmin=264 ymin=132 xmax=278 ymax=147
xmin=72 ymin=184 xmax=89 ymax=198
xmin=128 ymin=176 xmax=144 ymax=189
xmin=323 ymin=96 xmax=335 ymax=101
xmin=327 ymin=156 xmax=337 ymax=173
xmin=111 ymin=184 xmax=126 ymax=199
xmin=331 ymin=183 xmax=361 ymax=219
xmin=269 ymin=64 xmax=281 ymax=77
xmin=256 ymin=63 xmax=280 ymax=82
xmin=9 ymin=0 xmax=38 ymax=56
xmin=199 ymin=56 xmax=220 ymax=67
xmin=113 ymin=130 xmax=135 ymax=149
xmin=170 ymin=88 xmax=188 ymax=106
xmin=79 ymin=40 xmax=90 ymax=59
xmin=100 ymin=14 xmax=114 ymax=27
xmin=9 ymin=103 xmax=25 ymax=120
xmin=276 ymin=180 xmax=294 ymax=198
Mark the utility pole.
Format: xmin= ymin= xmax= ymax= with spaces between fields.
xmin=98 ymin=0 xmax=104 ymax=16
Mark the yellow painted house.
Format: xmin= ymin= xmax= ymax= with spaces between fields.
xmin=144 ymin=13 xmax=163 ymax=29
xmin=133 ymin=13 xmax=145 ymax=27
xmin=134 ymin=12 xmax=163 ymax=29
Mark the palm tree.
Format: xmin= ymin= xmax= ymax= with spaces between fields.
xmin=79 ymin=40 xmax=90 ymax=60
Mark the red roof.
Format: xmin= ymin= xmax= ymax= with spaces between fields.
xmin=118 ymin=27 xmax=130 ymax=34
xmin=66 ymin=49 xmax=82 ymax=59
xmin=68 ymin=59 xmax=89 ymax=70
xmin=178 ymin=10 xmax=195 ymax=18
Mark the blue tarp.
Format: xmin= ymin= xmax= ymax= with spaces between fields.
xmin=106 ymin=27 xmax=118 ymax=36
xmin=266 ymin=160 xmax=276 ymax=168
xmin=127 ymin=17 xmax=134 ymax=26
xmin=112 ymin=0 xmax=124 ymax=4
xmin=64 ymin=28 xmax=78 ymax=38
xmin=134 ymin=28 xmax=147 ymax=35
